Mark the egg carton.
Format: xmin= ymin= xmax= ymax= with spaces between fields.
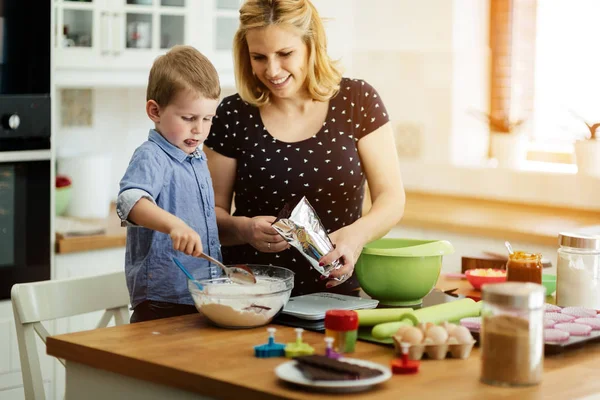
xmin=392 ymin=336 xmax=476 ymax=360
xmin=391 ymin=322 xmax=476 ymax=360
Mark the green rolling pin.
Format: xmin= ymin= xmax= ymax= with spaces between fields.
xmin=371 ymin=298 xmax=482 ymax=339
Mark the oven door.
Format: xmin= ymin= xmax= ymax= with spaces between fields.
xmin=0 ymin=151 xmax=51 ymax=299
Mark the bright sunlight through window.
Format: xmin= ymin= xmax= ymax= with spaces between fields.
xmin=533 ymin=0 xmax=600 ymax=153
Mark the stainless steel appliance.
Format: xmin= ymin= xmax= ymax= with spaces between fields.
xmin=0 ymin=0 xmax=51 ymax=299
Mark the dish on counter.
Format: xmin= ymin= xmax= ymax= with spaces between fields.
xmin=274 ymin=357 xmax=391 ymax=393
xmin=188 ymin=264 xmax=294 ymax=329
xmin=465 ymin=268 xmax=507 ymax=290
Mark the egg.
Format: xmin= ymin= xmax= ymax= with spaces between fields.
xmin=395 ymin=324 xmax=412 ymax=337
xmin=441 ymin=322 xmax=458 ymax=336
xmin=401 ymin=326 xmax=424 ymax=345
xmin=449 ymin=326 xmax=473 ymax=344
xmin=425 ymin=325 xmax=449 ymax=344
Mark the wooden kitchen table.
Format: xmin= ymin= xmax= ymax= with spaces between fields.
xmin=47 ymin=277 xmax=600 ymax=400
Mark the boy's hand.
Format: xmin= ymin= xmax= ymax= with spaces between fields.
xmin=170 ymin=224 xmax=203 ymax=257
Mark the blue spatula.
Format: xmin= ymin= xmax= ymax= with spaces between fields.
xmin=172 ymin=257 xmax=204 ymax=290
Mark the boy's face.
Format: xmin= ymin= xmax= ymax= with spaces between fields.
xmin=147 ymin=90 xmax=219 ymax=154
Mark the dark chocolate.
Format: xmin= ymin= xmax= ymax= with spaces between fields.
xmin=294 ymin=355 xmax=382 ymax=380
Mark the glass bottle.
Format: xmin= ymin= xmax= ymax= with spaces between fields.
xmin=480 ymin=282 xmax=545 ymax=387
xmin=556 ymin=232 xmax=600 ymax=308
xmin=506 ymin=251 xmax=543 ymax=284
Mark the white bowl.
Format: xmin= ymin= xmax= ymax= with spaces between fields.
xmin=188 ymin=264 xmax=294 ymax=329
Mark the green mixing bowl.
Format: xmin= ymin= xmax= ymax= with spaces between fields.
xmin=542 ymin=274 xmax=556 ymax=295
xmin=355 ymin=238 xmax=455 ymax=306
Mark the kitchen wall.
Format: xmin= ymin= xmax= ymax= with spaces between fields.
xmin=54 ymin=0 xmax=600 ymax=210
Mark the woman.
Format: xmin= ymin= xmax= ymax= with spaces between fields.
xmin=204 ymin=0 xmax=405 ymax=296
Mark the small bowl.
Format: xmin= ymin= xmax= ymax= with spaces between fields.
xmin=188 ymin=264 xmax=294 ymax=329
xmin=465 ymin=269 xmax=507 ymax=291
xmin=542 ymin=274 xmax=556 ymax=295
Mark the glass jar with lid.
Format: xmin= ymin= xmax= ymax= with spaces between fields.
xmin=480 ymin=282 xmax=545 ymax=387
xmin=506 ymin=251 xmax=543 ymax=284
xmin=556 ymin=232 xmax=600 ymax=308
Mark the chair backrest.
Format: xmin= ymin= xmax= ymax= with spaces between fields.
xmin=11 ymin=271 xmax=130 ymax=400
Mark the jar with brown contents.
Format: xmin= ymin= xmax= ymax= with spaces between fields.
xmin=480 ymin=282 xmax=545 ymax=387
xmin=506 ymin=251 xmax=543 ymax=284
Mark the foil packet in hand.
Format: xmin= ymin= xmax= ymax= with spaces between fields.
xmin=272 ymin=196 xmax=347 ymax=283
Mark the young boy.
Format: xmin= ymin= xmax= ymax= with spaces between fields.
xmin=117 ymin=45 xmax=222 ymax=323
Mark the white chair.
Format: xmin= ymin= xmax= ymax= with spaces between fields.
xmin=11 ymin=271 xmax=130 ymax=400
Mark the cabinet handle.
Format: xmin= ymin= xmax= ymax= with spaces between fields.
xmin=112 ymin=13 xmax=122 ymax=56
xmin=100 ymin=12 xmax=111 ymax=56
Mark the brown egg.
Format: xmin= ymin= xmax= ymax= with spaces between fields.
xmin=395 ymin=324 xmax=413 ymax=337
xmin=425 ymin=325 xmax=449 ymax=344
xmin=449 ymin=326 xmax=473 ymax=344
xmin=401 ymin=326 xmax=424 ymax=344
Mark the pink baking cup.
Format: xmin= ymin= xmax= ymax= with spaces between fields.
xmin=561 ymin=307 xmax=598 ymax=318
xmin=544 ymin=319 xmax=556 ymax=329
xmin=554 ymin=323 xmax=592 ymax=336
xmin=459 ymin=317 xmax=482 ymax=330
xmin=544 ymin=312 xmax=576 ymax=323
xmin=544 ymin=328 xmax=570 ymax=343
xmin=573 ymin=318 xmax=600 ymax=330
xmin=545 ymin=304 xmax=562 ymax=312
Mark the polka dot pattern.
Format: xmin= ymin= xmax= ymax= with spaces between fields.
xmin=205 ymin=78 xmax=389 ymax=296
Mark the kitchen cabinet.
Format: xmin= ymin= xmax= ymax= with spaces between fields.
xmin=53 ymin=0 xmax=239 ymax=87
xmin=54 ymin=0 xmax=194 ymax=86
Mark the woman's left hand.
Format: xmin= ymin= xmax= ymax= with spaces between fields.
xmin=318 ymin=226 xmax=365 ymax=289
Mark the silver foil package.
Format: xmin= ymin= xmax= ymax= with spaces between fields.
xmin=272 ymin=196 xmax=347 ymax=283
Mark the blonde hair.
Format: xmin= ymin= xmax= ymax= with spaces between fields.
xmin=147 ymin=45 xmax=221 ymax=107
xmin=234 ymin=0 xmax=343 ymax=107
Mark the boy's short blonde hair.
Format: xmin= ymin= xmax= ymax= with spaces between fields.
xmin=234 ymin=0 xmax=343 ymax=107
xmin=147 ymin=45 xmax=221 ymax=107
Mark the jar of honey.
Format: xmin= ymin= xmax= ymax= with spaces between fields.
xmin=506 ymin=251 xmax=542 ymax=284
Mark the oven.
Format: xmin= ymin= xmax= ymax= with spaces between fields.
xmin=0 ymin=0 xmax=51 ymax=299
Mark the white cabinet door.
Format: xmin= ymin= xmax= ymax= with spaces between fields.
xmin=54 ymin=0 xmax=197 ymax=86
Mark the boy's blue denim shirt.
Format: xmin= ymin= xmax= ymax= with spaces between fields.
xmin=117 ymin=129 xmax=222 ymax=308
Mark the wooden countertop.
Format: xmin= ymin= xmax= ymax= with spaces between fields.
xmin=398 ymin=192 xmax=600 ymax=247
xmin=47 ymin=276 xmax=600 ymax=399
xmin=55 ymin=192 xmax=600 ymax=254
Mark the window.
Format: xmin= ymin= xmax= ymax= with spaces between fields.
xmin=489 ymin=0 xmax=600 ymax=166
xmin=532 ymin=0 xmax=600 ymax=152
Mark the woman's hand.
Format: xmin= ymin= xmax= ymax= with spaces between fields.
xmin=169 ymin=223 xmax=203 ymax=257
xmin=319 ymin=226 xmax=365 ymax=289
xmin=241 ymin=215 xmax=289 ymax=253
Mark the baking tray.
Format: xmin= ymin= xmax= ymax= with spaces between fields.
xmin=467 ymin=328 xmax=600 ymax=355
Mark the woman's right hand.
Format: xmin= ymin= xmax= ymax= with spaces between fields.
xmin=170 ymin=223 xmax=203 ymax=257
xmin=241 ymin=216 xmax=288 ymax=253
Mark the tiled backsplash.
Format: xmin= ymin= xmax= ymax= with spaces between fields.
xmin=60 ymin=89 xmax=93 ymax=127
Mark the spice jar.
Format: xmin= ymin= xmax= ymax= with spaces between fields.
xmin=324 ymin=310 xmax=358 ymax=353
xmin=480 ymin=282 xmax=545 ymax=387
xmin=506 ymin=251 xmax=543 ymax=284
xmin=556 ymin=232 xmax=600 ymax=308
